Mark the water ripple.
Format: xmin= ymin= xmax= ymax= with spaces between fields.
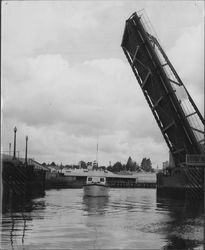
xmin=1 ymin=188 xmax=203 ymax=250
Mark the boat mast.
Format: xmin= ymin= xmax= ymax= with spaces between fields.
xmin=96 ymin=136 xmax=99 ymax=167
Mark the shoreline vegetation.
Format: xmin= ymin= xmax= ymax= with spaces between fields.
xmin=42 ymin=156 xmax=155 ymax=174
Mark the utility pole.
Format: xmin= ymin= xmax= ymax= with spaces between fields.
xmin=13 ymin=127 xmax=17 ymax=159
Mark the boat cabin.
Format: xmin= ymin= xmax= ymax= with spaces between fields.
xmin=86 ymin=176 xmax=106 ymax=185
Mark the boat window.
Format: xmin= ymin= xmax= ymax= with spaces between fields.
xmin=88 ymin=177 xmax=92 ymax=181
xmin=100 ymin=178 xmax=104 ymax=182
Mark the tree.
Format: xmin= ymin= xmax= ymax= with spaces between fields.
xmin=134 ymin=162 xmax=140 ymax=172
xmin=65 ymin=165 xmax=72 ymax=169
xmin=50 ymin=162 xmax=56 ymax=166
xmin=126 ymin=156 xmax=133 ymax=171
xmin=107 ymin=162 xmax=123 ymax=172
xmin=79 ymin=161 xmax=87 ymax=169
xmin=140 ymin=158 xmax=152 ymax=172
xmin=107 ymin=166 xmax=113 ymax=172
xmin=130 ymin=161 xmax=139 ymax=172
xmin=126 ymin=157 xmax=139 ymax=172
xmin=122 ymin=164 xmax=126 ymax=171
xmin=112 ymin=161 xmax=122 ymax=172
xmin=100 ymin=166 xmax=106 ymax=170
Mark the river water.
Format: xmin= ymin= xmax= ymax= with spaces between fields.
xmin=1 ymin=188 xmax=204 ymax=249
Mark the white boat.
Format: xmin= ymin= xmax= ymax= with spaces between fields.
xmin=83 ymin=176 xmax=109 ymax=197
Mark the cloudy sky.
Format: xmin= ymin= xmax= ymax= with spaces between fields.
xmin=2 ymin=1 xmax=204 ymax=167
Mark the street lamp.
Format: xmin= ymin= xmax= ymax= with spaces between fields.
xmin=13 ymin=127 xmax=17 ymax=159
xmin=25 ymin=136 xmax=28 ymax=165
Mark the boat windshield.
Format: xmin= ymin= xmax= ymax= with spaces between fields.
xmin=86 ymin=176 xmax=106 ymax=184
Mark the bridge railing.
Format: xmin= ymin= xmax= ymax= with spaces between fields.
xmin=186 ymin=154 xmax=205 ymax=166
xmin=28 ymin=159 xmax=50 ymax=171
xmin=1 ymin=151 xmax=21 ymax=159
xmin=1 ymin=152 xmax=49 ymax=171
xmin=1 ymin=151 xmax=34 ymax=163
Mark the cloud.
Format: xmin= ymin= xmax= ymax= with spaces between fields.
xmin=167 ymin=23 xmax=204 ymax=113
xmin=2 ymin=53 xmax=166 ymax=165
xmin=2 ymin=1 xmax=203 ymax=167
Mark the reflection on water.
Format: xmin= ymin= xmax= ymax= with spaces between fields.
xmin=1 ymin=194 xmax=46 ymax=249
xmin=0 ymin=189 xmax=203 ymax=250
xmin=83 ymin=196 xmax=109 ymax=215
xmin=156 ymin=197 xmax=204 ymax=250
xmin=157 ymin=196 xmax=204 ymax=219
xmin=163 ymin=236 xmax=201 ymax=250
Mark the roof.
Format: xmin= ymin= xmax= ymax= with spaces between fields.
xmin=62 ymin=169 xmax=156 ymax=182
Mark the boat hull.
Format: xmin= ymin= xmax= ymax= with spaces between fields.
xmin=83 ymin=184 xmax=109 ymax=197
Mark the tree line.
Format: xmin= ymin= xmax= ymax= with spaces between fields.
xmin=107 ymin=157 xmax=153 ymax=173
xmin=42 ymin=156 xmax=154 ymax=173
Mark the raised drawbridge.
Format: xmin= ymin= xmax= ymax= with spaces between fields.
xmin=121 ymin=11 xmax=205 ymax=198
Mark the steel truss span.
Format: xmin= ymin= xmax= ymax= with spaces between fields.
xmin=121 ymin=11 xmax=205 ymax=168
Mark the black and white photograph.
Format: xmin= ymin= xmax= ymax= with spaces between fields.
xmin=1 ymin=1 xmax=204 ymax=249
